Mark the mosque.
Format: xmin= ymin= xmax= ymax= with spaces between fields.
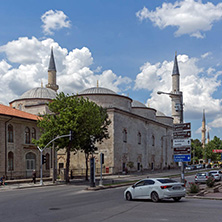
xmin=0 ymin=48 xmax=180 ymax=179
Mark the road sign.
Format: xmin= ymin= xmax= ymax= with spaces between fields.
xmin=173 ymin=138 xmax=191 ymax=147
xmin=174 ymin=122 xmax=191 ymax=131
xmin=173 ymin=131 xmax=191 ymax=139
xmin=174 ymin=154 xmax=191 ymax=162
xmin=174 ymin=147 xmax=191 ymax=154
xmin=212 ymin=149 xmax=222 ymax=153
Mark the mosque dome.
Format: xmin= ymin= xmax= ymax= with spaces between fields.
xmin=132 ymin=100 xmax=147 ymax=108
xmin=79 ymin=87 xmax=117 ymax=95
xmin=156 ymin=110 xmax=166 ymax=116
xmin=20 ymin=87 xmax=57 ymax=100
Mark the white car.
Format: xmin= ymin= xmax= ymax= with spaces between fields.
xmin=124 ymin=178 xmax=186 ymax=202
xmin=209 ymin=170 xmax=222 ymax=181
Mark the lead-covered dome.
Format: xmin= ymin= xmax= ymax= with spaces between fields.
xmin=79 ymin=87 xmax=117 ymax=95
xmin=132 ymin=100 xmax=147 ymax=108
xmin=20 ymin=87 xmax=56 ymax=99
xmin=156 ymin=110 xmax=166 ymax=116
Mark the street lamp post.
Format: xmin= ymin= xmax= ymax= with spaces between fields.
xmin=157 ymin=90 xmax=185 ymax=183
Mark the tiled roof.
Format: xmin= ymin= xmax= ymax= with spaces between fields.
xmin=0 ymin=104 xmax=40 ymax=121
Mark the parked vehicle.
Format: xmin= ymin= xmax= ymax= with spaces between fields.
xmin=196 ymin=164 xmax=203 ymax=169
xmin=124 ymin=178 xmax=186 ymax=202
xmin=208 ymin=170 xmax=222 ymax=181
xmin=185 ymin=165 xmax=193 ymax=170
xmin=195 ymin=172 xmax=212 ymax=183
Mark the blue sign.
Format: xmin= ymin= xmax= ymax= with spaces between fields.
xmin=174 ymin=154 xmax=191 ymax=162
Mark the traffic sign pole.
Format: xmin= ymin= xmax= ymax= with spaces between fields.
xmin=173 ymin=122 xmax=191 ymax=184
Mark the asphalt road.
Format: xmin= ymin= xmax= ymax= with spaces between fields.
xmin=0 ymin=184 xmax=222 ymax=222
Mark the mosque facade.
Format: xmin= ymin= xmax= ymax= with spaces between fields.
xmin=1 ymin=48 xmax=178 ymax=179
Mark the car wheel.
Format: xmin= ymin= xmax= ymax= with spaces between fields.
xmin=173 ymin=197 xmax=181 ymax=202
xmin=126 ymin=192 xmax=132 ymax=201
xmin=151 ymin=191 xmax=159 ymax=202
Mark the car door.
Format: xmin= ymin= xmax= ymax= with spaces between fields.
xmin=133 ymin=180 xmax=145 ymax=198
xmin=142 ymin=179 xmax=155 ymax=197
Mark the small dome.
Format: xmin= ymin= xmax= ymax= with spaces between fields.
xmin=20 ymin=87 xmax=56 ymax=99
xmin=156 ymin=110 xmax=166 ymax=116
xmin=79 ymin=87 xmax=117 ymax=95
xmin=132 ymin=100 xmax=147 ymax=108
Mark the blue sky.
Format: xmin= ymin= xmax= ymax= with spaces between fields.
xmin=0 ymin=0 xmax=222 ymax=141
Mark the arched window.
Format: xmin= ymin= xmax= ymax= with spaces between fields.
xmin=25 ymin=127 xmax=30 ymax=144
xmin=123 ymin=129 xmax=127 ymax=143
xmin=152 ymin=135 xmax=155 ymax=146
xmin=31 ymin=128 xmax=36 ymax=140
xmin=8 ymin=124 xmax=13 ymax=143
xmin=46 ymin=153 xmax=50 ymax=170
xmin=8 ymin=151 xmax=14 ymax=171
xmin=138 ymin=132 xmax=141 ymax=145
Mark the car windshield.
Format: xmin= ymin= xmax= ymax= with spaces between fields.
xmin=157 ymin=179 xmax=177 ymax=184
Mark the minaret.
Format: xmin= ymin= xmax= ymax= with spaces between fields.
xmin=207 ymin=129 xmax=210 ymax=144
xmin=46 ymin=47 xmax=59 ymax=92
xmin=171 ymin=52 xmax=183 ymax=124
xmin=201 ymin=109 xmax=206 ymax=148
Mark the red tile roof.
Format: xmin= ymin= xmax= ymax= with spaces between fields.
xmin=0 ymin=104 xmax=40 ymax=121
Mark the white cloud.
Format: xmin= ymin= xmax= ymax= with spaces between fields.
xmin=136 ymin=0 xmax=222 ymax=38
xmin=201 ymin=52 xmax=211 ymax=59
xmin=41 ymin=10 xmax=71 ymax=35
xmin=134 ymin=54 xmax=222 ymax=120
xmin=0 ymin=37 xmax=131 ymax=104
xmin=209 ymin=115 xmax=222 ymax=128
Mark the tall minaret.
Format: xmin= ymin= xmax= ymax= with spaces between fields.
xmin=46 ymin=47 xmax=59 ymax=92
xmin=201 ymin=109 xmax=206 ymax=148
xmin=207 ymin=129 xmax=210 ymax=144
xmin=171 ymin=52 xmax=183 ymax=124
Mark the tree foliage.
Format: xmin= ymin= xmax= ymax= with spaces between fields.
xmin=205 ymin=136 xmax=222 ymax=162
xmin=34 ymin=92 xmax=111 ymax=182
xmin=191 ymin=139 xmax=203 ymax=164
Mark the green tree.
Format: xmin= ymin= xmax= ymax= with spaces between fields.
xmin=191 ymin=139 xmax=203 ymax=164
xmin=34 ymin=92 xmax=111 ymax=182
xmin=205 ymin=136 xmax=222 ymax=162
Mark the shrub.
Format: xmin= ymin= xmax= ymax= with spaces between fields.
xmin=206 ymin=177 xmax=215 ymax=188
xmin=189 ymin=182 xmax=200 ymax=193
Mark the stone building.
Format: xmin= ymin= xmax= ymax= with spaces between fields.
xmin=57 ymin=87 xmax=175 ymax=175
xmin=0 ymin=49 xmax=58 ymax=179
xmin=0 ymin=104 xmax=51 ymax=179
xmin=2 ymin=49 xmax=179 ymax=177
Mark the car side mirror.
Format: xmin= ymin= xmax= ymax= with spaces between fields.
xmin=132 ymin=185 xmax=135 ymax=189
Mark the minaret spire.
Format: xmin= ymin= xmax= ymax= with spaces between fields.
xmin=201 ymin=109 xmax=206 ymax=148
xmin=172 ymin=51 xmax=180 ymax=76
xmin=46 ymin=47 xmax=59 ymax=92
xmin=48 ymin=47 xmax=56 ymax=71
xmin=207 ymin=129 xmax=210 ymax=144
xmin=171 ymin=51 xmax=183 ymax=124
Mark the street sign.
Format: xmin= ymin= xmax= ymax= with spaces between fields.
xmin=174 ymin=154 xmax=191 ymax=162
xmin=213 ymin=149 xmax=222 ymax=153
xmin=174 ymin=122 xmax=191 ymax=131
xmin=173 ymin=131 xmax=191 ymax=139
xmin=174 ymin=147 xmax=191 ymax=154
xmin=173 ymin=138 xmax=191 ymax=147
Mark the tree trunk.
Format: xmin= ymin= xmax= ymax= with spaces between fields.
xmin=65 ymin=144 xmax=71 ymax=183
xmin=85 ymin=152 xmax=89 ymax=181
